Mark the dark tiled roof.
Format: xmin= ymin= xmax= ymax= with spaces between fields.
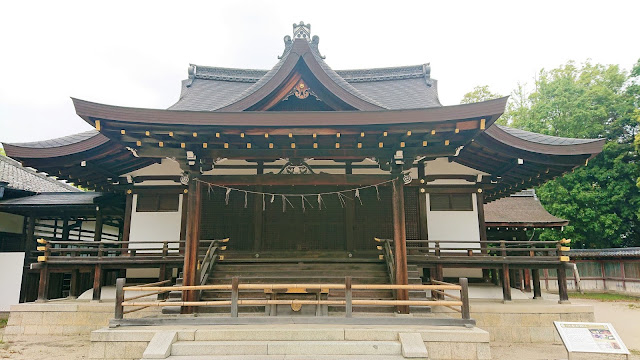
xmin=569 ymin=247 xmax=640 ymax=258
xmin=484 ymin=190 xmax=568 ymax=226
xmin=496 ymin=125 xmax=603 ymax=145
xmin=169 ymin=47 xmax=440 ymax=111
xmin=0 ymin=155 xmax=80 ymax=193
xmin=0 ymin=192 xmax=101 ymax=206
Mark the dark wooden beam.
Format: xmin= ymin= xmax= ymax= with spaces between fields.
xmin=92 ymin=264 xmax=102 ymax=301
xmin=199 ymin=174 xmax=395 ymax=186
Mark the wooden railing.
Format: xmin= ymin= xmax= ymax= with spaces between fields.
xmin=114 ymin=276 xmax=471 ymax=321
xmin=375 ymin=237 xmax=396 ymax=285
xmin=33 ymin=238 xmax=230 ymax=265
xmin=376 ymin=238 xmax=571 ymax=264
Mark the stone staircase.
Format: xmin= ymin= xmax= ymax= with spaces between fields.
xmin=196 ymin=260 xmax=429 ymax=314
xmin=163 ymin=252 xmax=430 ymax=314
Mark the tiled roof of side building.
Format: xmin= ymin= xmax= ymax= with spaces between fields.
xmin=0 ymin=192 xmax=102 ymax=206
xmin=484 ymin=190 xmax=568 ymax=226
xmin=496 ymin=125 xmax=603 ymax=145
xmin=0 ymin=155 xmax=81 ymax=193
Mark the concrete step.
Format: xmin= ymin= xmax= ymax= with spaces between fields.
xmin=170 ymin=340 xmax=401 ymax=356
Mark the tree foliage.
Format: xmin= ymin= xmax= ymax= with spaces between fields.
xmin=463 ymin=60 xmax=640 ymax=248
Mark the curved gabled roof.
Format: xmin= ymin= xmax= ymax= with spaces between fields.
xmin=457 ymin=125 xmax=605 ymax=201
xmin=2 ymin=131 xmax=155 ymax=191
xmin=169 ymin=38 xmax=440 ymax=111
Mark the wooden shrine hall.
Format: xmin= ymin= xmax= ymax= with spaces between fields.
xmin=2 ymin=22 xmax=605 ymax=317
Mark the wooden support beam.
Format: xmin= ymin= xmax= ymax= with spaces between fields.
xmin=532 ymin=269 xmax=542 ymax=299
xmin=253 ymin=185 xmax=263 ymax=252
xmin=93 ymin=207 xmax=103 ymax=242
xmin=476 ymin=191 xmax=490 ymax=282
xmin=557 ymin=265 xmax=569 ymax=304
xmin=392 ymin=178 xmax=409 ymax=314
xmin=37 ymin=265 xmax=49 ymax=302
xmin=20 ymin=216 xmax=36 ymax=303
xmin=181 ymin=176 xmax=202 ymax=314
xmin=501 ymin=264 xmax=512 ymax=301
xmin=69 ymin=269 xmax=80 ymax=298
xmin=121 ymin=193 xmax=133 ymax=249
xmin=92 ymin=264 xmax=102 ymax=301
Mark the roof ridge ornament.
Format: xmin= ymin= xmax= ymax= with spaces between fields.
xmin=293 ymin=21 xmax=311 ymax=40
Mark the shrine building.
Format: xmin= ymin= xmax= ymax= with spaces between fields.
xmin=1 ymin=22 xmax=604 ymax=317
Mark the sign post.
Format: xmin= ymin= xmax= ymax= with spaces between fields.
xmin=554 ymin=322 xmax=630 ymax=359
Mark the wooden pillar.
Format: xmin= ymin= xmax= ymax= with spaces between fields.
xmin=391 ymin=178 xmax=409 ymax=313
xmin=121 ymin=192 xmax=133 ymax=249
xmin=524 ymin=269 xmax=532 ymax=292
xmin=92 ymin=264 xmax=102 ymax=301
xmin=345 ymin=195 xmax=356 ymax=252
xmin=253 ymin=185 xmax=263 ymax=252
xmin=532 ymin=269 xmax=542 ymax=299
xmin=20 ymin=216 xmax=36 ymax=303
xmin=62 ymin=218 xmax=70 ymax=241
xmin=37 ymin=265 xmax=49 ymax=302
xmin=181 ymin=177 xmax=202 ymax=314
xmin=179 ymin=190 xmax=188 ymax=255
xmin=475 ymin=191 xmax=491 ymax=282
xmin=93 ymin=207 xmax=103 ymax=242
xmin=69 ymin=269 xmax=80 ymax=298
xmin=557 ymin=265 xmax=570 ymax=304
xmin=501 ymin=264 xmax=512 ymax=301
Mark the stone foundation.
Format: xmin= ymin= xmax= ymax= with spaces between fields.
xmin=2 ymin=301 xmax=160 ymax=339
xmin=449 ymin=299 xmax=594 ymax=344
xmin=89 ymin=325 xmax=491 ymax=360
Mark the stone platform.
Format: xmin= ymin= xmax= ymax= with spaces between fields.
xmin=89 ymin=324 xmax=491 ymax=360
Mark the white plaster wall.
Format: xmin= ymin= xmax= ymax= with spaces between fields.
xmin=0 ymin=252 xmax=24 ymax=311
xmin=0 ymin=212 xmax=23 ymax=234
xmin=126 ymin=194 xmax=183 ymax=279
xmin=426 ymin=193 xmax=481 ymax=249
xmin=128 ymin=194 xmax=183 ymax=249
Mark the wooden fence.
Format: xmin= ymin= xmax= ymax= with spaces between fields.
xmin=114 ymin=276 xmax=471 ymax=322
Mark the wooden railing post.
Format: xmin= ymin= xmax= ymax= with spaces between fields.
xmin=460 ymin=277 xmax=470 ymax=320
xmin=115 ymin=278 xmax=125 ymax=320
xmin=231 ymin=277 xmax=239 ymax=317
xmin=345 ymin=276 xmax=352 ymax=318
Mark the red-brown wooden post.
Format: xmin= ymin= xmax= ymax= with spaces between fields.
xmin=391 ymin=178 xmax=409 ymax=314
xmin=92 ymin=264 xmax=102 ymax=301
xmin=181 ymin=176 xmax=202 ymax=314
xmin=121 ymin=192 xmax=133 ymax=250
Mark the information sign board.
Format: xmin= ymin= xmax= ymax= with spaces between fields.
xmin=554 ymin=322 xmax=630 ymax=358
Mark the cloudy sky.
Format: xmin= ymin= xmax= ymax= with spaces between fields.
xmin=1 ymin=0 xmax=638 ymax=144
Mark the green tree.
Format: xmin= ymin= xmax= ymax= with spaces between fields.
xmin=467 ymin=61 xmax=640 ymax=248
xmin=460 ymin=85 xmax=503 ymax=104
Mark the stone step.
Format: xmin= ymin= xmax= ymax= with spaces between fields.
xmin=166 ymin=355 xmax=412 ymax=360
xmin=170 ymin=340 xmax=402 ymax=356
xmin=207 ymin=276 xmax=391 ymax=284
